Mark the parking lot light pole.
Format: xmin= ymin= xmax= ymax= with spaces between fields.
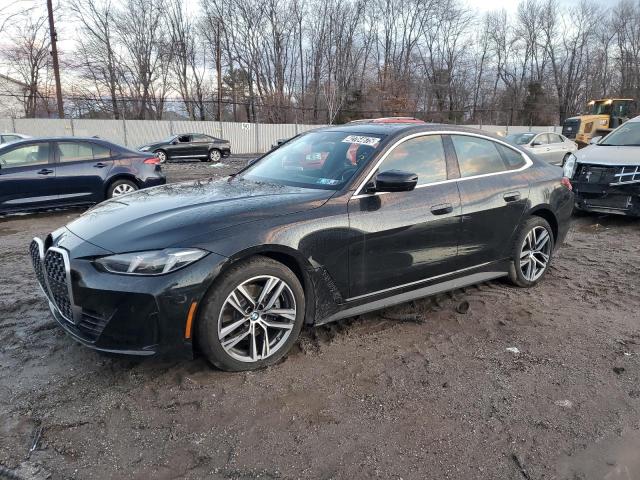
xmin=47 ymin=0 xmax=64 ymax=119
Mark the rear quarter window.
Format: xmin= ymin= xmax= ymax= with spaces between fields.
xmin=451 ymin=135 xmax=507 ymax=177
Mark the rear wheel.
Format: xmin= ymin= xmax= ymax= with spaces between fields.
xmin=508 ymin=216 xmax=554 ymax=287
xmin=107 ymin=179 xmax=138 ymax=198
xmin=197 ymin=256 xmax=305 ymax=371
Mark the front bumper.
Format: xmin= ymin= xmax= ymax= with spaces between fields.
xmin=573 ymin=183 xmax=640 ymax=216
xmin=30 ymin=233 xmax=228 ymax=357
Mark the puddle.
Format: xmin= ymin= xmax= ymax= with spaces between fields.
xmin=555 ymin=429 xmax=640 ymax=479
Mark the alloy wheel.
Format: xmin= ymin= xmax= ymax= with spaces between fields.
xmin=218 ymin=275 xmax=297 ymax=363
xmin=520 ymin=226 xmax=551 ymax=282
xmin=155 ymin=151 xmax=167 ymax=163
xmin=111 ymin=183 xmax=137 ymax=196
xmin=209 ymin=149 xmax=221 ymax=162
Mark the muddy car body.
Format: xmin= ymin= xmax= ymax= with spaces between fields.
xmin=30 ymin=123 xmax=573 ymax=370
xmin=565 ymin=116 xmax=640 ymax=216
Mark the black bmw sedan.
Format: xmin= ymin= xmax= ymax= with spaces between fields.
xmin=138 ymin=133 xmax=231 ymax=163
xmin=1 ymin=137 xmax=165 ymax=214
xmin=30 ymin=123 xmax=573 ymax=370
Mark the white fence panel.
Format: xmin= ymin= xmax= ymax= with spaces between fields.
xmin=171 ymin=120 xmax=223 ymax=138
xmin=1 ymin=118 xmax=562 ymax=152
xmin=14 ymin=118 xmax=71 ymax=137
xmin=124 ymin=120 xmax=172 ymax=148
xmin=71 ymin=119 xmax=126 ymax=144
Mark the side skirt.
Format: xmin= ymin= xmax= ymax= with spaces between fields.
xmin=315 ymin=270 xmax=508 ymax=326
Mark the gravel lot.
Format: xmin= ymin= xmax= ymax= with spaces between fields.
xmin=1 ymin=157 xmax=640 ymax=479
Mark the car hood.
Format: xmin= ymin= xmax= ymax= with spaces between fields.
xmin=576 ymin=145 xmax=640 ymax=166
xmin=66 ymin=178 xmax=334 ymax=254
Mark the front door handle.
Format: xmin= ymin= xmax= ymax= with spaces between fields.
xmin=503 ymin=191 xmax=521 ymax=202
xmin=37 ymin=168 xmax=54 ymax=175
xmin=430 ymin=203 xmax=454 ymax=215
xmin=94 ymin=162 xmax=107 ymax=168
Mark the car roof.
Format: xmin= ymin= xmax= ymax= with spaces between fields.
xmin=626 ymin=115 xmax=640 ymax=123
xmin=321 ymin=123 xmax=504 ymax=139
xmin=0 ymin=136 xmax=125 ymax=150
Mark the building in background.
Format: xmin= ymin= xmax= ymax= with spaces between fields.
xmin=0 ymin=74 xmax=29 ymax=118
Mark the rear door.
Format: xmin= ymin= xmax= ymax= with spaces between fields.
xmin=546 ymin=133 xmax=569 ymax=165
xmin=53 ymin=141 xmax=114 ymax=204
xmin=0 ymin=141 xmax=56 ymax=212
xmin=530 ymin=133 xmax=554 ymax=163
xmin=191 ymin=134 xmax=213 ymax=157
xmin=448 ymin=134 xmax=531 ymax=268
xmin=348 ymin=134 xmax=462 ymax=298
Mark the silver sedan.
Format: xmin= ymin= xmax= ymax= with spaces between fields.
xmin=506 ymin=132 xmax=578 ymax=165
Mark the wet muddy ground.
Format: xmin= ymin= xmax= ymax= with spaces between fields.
xmin=1 ymin=157 xmax=640 ymax=479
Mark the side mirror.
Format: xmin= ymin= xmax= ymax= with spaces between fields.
xmin=246 ymin=158 xmax=259 ymax=166
xmin=531 ymin=141 xmax=541 ymax=147
xmin=590 ymin=136 xmax=602 ymax=145
xmin=372 ymin=170 xmax=418 ymax=193
xmin=171 ymin=140 xmax=178 ymax=145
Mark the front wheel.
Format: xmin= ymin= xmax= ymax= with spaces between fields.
xmin=508 ymin=216 xmax=554 ymax=288
xmin=154 ymin=150 xmax=167 ymax=163
xmin=197 ymin=256 xmax=305 ymax=371
xmin=208 ymin=149 xmax=221 ymax=163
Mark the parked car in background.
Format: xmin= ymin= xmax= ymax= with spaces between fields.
xmin=139 ymin=133 xmax=231 ymax=163
xmin=31 ymin=123 xmax=573 ymax=371
xmin=1 ymin=133 xmax=30 ymax=144
xmin=506 ymin=132 xmax=577 ymax=165
xmin=0 ymin=137 xmax=165 ymax=214
xmin=564 ymin=115 xmax=640 ymax=216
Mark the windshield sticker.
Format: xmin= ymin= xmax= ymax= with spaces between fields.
xmin=342 ymin=135 xmax=380 ymax=147
xmin=316 ymin=178 xmax=341 ymax=185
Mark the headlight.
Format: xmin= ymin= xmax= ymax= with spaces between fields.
xmin=95 ymin=248 xmax=208 ymax=275
xmin=563 ymin=153 xmax=578 ymax=179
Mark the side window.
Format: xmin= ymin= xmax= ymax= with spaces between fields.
xmin=58 ymin=142 xmax=94 ymax=162
xmin=451 ymin=135 xmax=507 ymax=177
xmin=177 ymin=135 xmax=191 ymax=143
xmin=0 ymin=143 xmax=50 ymax=168
xmin=193 ymin=134 xmax=213 ymax=142
xmin=534 ymin=134 xmax=549 ymax=145
xmin=550 ymin=134 xmax=563 ymax=144
xmin=2 ymin=135 xmax=20 ymax=143
xmin=379 ymin=135 xmax=447 ymax=186
xmin=496 ymin=144 xmax=527 ymax=170
xmin=91 ymin=143 xmax=112 ymax=160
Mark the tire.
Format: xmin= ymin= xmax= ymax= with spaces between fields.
xmin=154 ymin=150 xmax=167 ymax=163
xmin=508 ymin=216 xmax=555 ymax=288
xmin=208 ymin=149 xmax=222 ymax=163
xmin=107 ymin=179 xmax=139 ymax=199
xmin=197 ymin=256 xmax=305 ymax=371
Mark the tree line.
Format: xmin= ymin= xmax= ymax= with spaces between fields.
xmin=3 ymin=0 xmax=640 ymax=125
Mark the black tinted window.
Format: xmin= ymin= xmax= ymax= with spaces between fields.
xmin=496 ymin=144 xmax=527 ymax=170
xmin=58 ymin=142 xmax=94 ymax=162
xmin=380 ymin=135 xmax=447 ymax=186
xmin=451 ymin=135 xmax=507 ymax=177
xmin=193 ymin=134 xmax=213 ymax=142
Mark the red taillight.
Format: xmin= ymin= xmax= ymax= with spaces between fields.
xmin=561 ymin=176 xmax=572 ymax=191
xmin=144 ymin=157 xmax=161 ymax=164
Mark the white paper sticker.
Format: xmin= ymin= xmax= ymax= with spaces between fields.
xmin=342 ymin=135 xmax=380 ymax=147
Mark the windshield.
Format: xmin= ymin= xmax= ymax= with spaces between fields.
xmin=240 ymin=131 xmax=384 ymax=190
xmin=506 ymin=133 xmax=535 ymax=145
xmin=589 ymin=101 xmax=611 ymax=115
xmin=599 ymin=122 xmax=640 ymax=146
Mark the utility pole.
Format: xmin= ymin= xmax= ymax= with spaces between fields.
xmin=216 ymin=22 xmax=222 ymax=121
xmin=47 ymin=0 xmax=64 ymax=118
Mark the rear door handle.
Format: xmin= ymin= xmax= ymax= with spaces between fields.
xmin=430 ymin=203 xmax=454 ymax=215
xmin=94 ymin=162 xmax=107 ymax=168
xmin=503 ymin=191 xmax=521 ymax=202
xmin=37 ymin=168 xmax=54 ymax=175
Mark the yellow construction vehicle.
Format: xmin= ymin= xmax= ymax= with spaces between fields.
xmin=561 ymin=98 xmax=637 ymax=147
